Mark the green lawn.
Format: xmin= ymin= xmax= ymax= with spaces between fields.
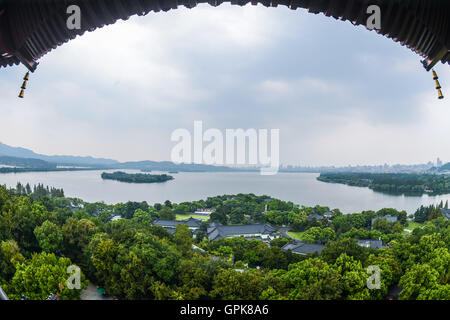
xmin=403 ymin=221 xmax=423 ymax=234
xmin=406 ymin=221 xmax=423 ymax=230
xmin=287 ymin=231 xmax=305 ymax=241
xmin=175 ymin=214 xmax=209 ymax=221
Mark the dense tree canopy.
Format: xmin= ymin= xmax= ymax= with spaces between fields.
xmin=0 ymin=185 xmax=448 ymax=300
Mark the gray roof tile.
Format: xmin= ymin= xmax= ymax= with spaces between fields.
xmin=357 ymin=239 xmax=387 ymax=249
xmin=207 ymin=223 xmax=277 ymax=241
xmin=153 ymin=217 xmax=202 ymax=228
xmin=281 ymin=241 xmax=325 ymax=255
xmin=441 ymin=208 xmax=450 ymax=219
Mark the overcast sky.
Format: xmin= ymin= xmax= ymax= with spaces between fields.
xmin=1 ymin=3 xmax=449 ymax=166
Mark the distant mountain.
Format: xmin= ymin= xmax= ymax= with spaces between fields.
xmin=0 ymin=141 xmax=118 ymax=166
xmin=0 ymin=142 xmax=38 ymax=159
xmin=0 ymin=142 xmax=237 ymax=172
xmin=0 ymin=156 xmax=56 ymax=169
xmin=117 ymin=160 xmax=236 ymax=172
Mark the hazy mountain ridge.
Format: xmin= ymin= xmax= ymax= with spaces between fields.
xmin=0 ymin=156 xmax=56 ymax=168
xmin=0 ymin=142 xmax=235 ymax=172
xmin=0 ymin=142 xmax=118 ymax=166
xmin=1 ymin=141 xmax=446 ymax=174
xmin=117 ymin=160 xmax=235 ymax=172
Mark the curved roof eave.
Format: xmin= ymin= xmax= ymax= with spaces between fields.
xmin=0 ymin=0 xmax=449 ymax=72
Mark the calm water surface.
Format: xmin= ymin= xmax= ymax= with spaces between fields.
xmin=1 ymin=170 xmax=448 ymax=214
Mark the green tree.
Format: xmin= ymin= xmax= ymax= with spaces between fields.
xmin=270 ymin=237 xmax=290 ymax=248
xmin=281 ymin=258 xmax=341 ymax=300
xmin=302 ymin=227 xmax=336 ymax=243
xmin=366 ymin=253 xmax=401 ymax=300
xmin=229 ymin=208 xmax=245 ymax=224
xmin=0 ymin=240 xmax=25 ymax=281
xmin=88 ymin=236 xmax=121 ymax=296
xmin=399 ymin=263 xmax=442 ymax=300
xmin=320 ymin=227 xmax=337 ymax=242
xmin=321 ymin=238 xmax=371 ymax=265
xmin=62 ymin=218 xmax=99 ymax=268
xmin=34 ymin=220 xmax=63 ymax=253
xmin=211 ymin=268 xmax=265 ymax=300
xmin=159 ymin=207 xmax=176 ymax=220
xmin=173 ymin=224 xmax=193 ymax=256
xmin=302 ymin=227 xmax=322 ymax=243
xmin=6 ymin=197 xmax=53 ymax=252
xmin=372 ymin=218 xmax=393 ymax=234
xmin=428 ymin=207 xmax=443 ymax=221
xmin=132 ymin=208 xmax=153 ymax=226
xmin=10 ymin=252 xmax=88 ymax=300
xmin=177 ymin=256 xmax=214 ymax=299
xmin=164 ymin=200 xmax=172 ymax=208
xmin=392 ymin=222 xmax=404 ymax=234
xmin=333 ymin=253 xmax=370 ymax=300
xmin=210 ymin=205 xmax=228 ymax=224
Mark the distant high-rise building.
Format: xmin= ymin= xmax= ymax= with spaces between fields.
xmin=437 ymin=158 xmax=443 ymax=167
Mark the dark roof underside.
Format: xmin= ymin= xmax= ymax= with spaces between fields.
xmin=0 ymin=0 xmax=449 ymax=71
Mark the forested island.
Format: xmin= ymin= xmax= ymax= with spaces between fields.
xmin=317 ymin=172 xmax=450 ymax=195
xmin=0 ymin=184 xmax=448 ymax=300
xmin=101 ymin=171 xmax=174 ymax=183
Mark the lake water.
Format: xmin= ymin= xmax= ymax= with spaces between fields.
xmin=0 ymin=170 xmax=448 ymax=214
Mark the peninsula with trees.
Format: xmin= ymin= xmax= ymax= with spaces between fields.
xmin=317 ymin=172 xmax=450 ymax=195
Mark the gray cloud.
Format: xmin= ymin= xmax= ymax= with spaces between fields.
xmin=0 ymin=4 xmax=449 ymax=165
